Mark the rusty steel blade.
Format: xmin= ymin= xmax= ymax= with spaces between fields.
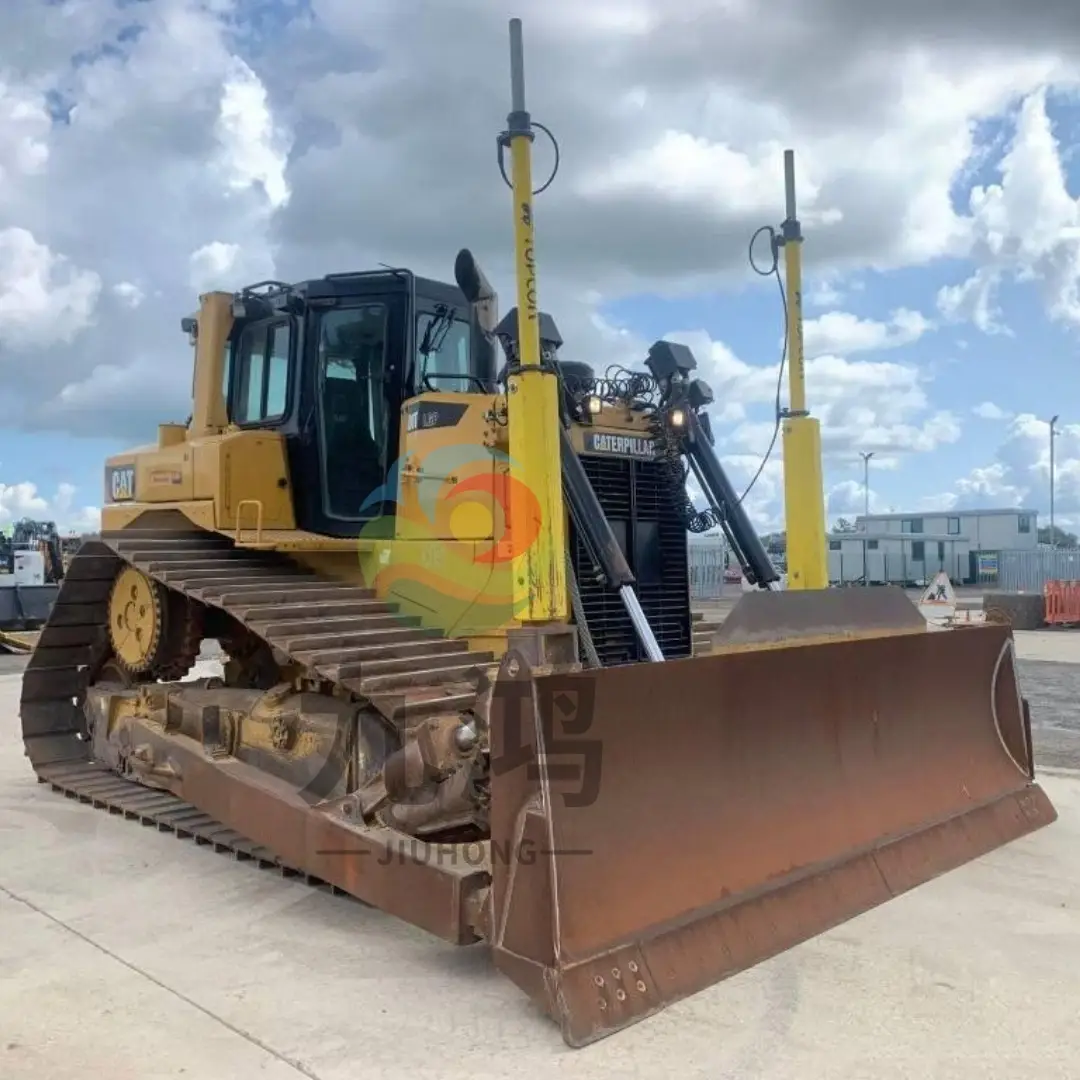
xmin=487 ymin=622 xmax=1056 ymax=1047
xmin=713 ymin=585 xmax=928 ymax=649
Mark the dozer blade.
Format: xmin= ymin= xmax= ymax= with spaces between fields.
xmin=714 ymin=584 xmax=928 ymax=649
xmin=487 ymin=621 xmax=1055 ymax=1047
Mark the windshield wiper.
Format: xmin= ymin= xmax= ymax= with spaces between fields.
xmin=418 ymin=303 xmax=455 ymax=360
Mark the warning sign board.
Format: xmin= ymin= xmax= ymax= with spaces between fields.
xmin=919 ymin=572 xmax=956 ymax=606
xmin=917 ymin=572 xmax=957 ymax=625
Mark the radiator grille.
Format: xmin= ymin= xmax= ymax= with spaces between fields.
xmin=570 ymin=454 xmax=692 ymax=665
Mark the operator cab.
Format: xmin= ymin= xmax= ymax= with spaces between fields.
xmin=219 ymin=259 xmax=495 ymax=538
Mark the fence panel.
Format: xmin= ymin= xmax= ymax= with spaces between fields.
xmin=998 ymin=548 xmax=1080 ymax=593
xmin=688 ymin=540 xmax=728 ymax=600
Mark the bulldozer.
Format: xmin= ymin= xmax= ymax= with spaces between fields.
xmin=21 ymin=18 xmax=1055 ymax=1049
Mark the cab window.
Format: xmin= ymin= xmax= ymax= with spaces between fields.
xmin=234 ymin=319 xmax=292 ymax=424
xmin=416 ymin=310 xmax=471 ymax=392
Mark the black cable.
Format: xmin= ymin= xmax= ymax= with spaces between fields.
xmin=497 ymin=120 xmax=560 ymax=195
xmin=649 ymin=411 xmax=722 ymax=533
xmin=737 ymin=225 xmax=789 ymax=505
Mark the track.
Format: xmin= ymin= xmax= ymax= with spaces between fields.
xmin=20 ymin=526 xmax=498 ymax=880
xmin=33 ymin=760 xmax=327 ymax=877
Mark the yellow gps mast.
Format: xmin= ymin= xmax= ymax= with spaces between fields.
xmin=778 ymin=150 xmax=828 ymax=590
xmin=496 ymin=18 xmax=568 ymax=623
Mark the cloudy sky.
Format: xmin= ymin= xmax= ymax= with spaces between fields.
xmin=2 ymin=0 xmax=1080 ymax=536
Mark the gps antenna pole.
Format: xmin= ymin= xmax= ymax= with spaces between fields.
xmin=778 ymin=150 xmax=828 ymax=590
xmin=499 ymin=18 xmax=568 ymax=624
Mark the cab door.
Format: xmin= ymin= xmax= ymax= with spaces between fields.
xmin=285 ymin=295 xmax=408 ymax=538
xmin=315 ymin=302 xmax=392 ymax=522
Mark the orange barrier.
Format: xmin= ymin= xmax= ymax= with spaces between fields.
xmin=1044 ymin=580 xmax=1080 ymax=625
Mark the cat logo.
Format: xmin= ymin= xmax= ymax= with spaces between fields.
xmin=582 ymin=432 xmax=656 ymax=459
xmin=406 ymin=402 xmax=468 ymax=433
xmin=106 ymin=464 xmax=136 ymax=502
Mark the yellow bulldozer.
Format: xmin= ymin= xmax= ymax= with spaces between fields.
xmin=21 ymin=18 xmax=1055 ymax=1049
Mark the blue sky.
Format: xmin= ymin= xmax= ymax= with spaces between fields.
xmin=4 ymin=216 xmax=1071 ymax=531
xmin=3 ymin=0 xmax=1080 ymax=535
xmin=603 ymin=250 xmax=1071 ymax=510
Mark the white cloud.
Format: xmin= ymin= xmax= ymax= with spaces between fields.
xmin=936 ymin=267 xmax=1009 ymax=335
xmin=189 ymin=241 xmax=240 ymax=292
xmin=803 ymin=307 xmax=933 ymax=357
xmin=0 ymin=1 xmax=1070 ymax=442
xmin=827 ymin=478 xmax=882 ymax=520
xmin=0 ymin=80 xmax=50 ymax=184
xmin=578 ymin=132 xmax=841 ymax=227
xmin=806 ymin=276 xmax=845 ymax=308
xmin=972 ymin=400 xmax=1011 ymax=419
xmin=916 ymin=491 xmax=963 ymax=512
xmin=652 ymin=325 xmax=961 ymax=530
xmin=112 ymin=281 xmax=145 ymax=308
xmin=38 ymin=353 xmax=197 ymax=438
xmin=3 ymin=0 xmax=1080 ymax=532
xmin=0 ymin=480 xmax=99 ymax=534
xmin=0 ymin=481 xmax=46 ymax=519
xmin=718 ymin=348 xmax=961 ymax=462
xmin=215 ymin=57 xmax=291 ymax=212
xmin=0 ymin=228 xmax=101 ymax=349
xmin=0 ymin=0 xmax=287 ymax=439
xmin=930 ymin=412 xmax=1080 ymax=526
xmin=938 ymin=88 xmax=1080 ymax=334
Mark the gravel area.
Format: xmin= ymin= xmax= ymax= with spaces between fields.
xmin=1019 ymin=659 xmax=1080 ymax=770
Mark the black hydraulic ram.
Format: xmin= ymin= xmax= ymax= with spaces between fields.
xmin=683 ymin=410 xmax=780 ymax=589
xmin=558 ymin=427 xmax=665 ymax=662
xmin=490 ymin=303 xmax=667 ymax=663
xmin=643 ymin=339 xmax=780 ymax=591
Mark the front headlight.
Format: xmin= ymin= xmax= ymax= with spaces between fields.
xmin=587 ymin=395 xmax=602 ymax=415
xmin=669 ymin=408 xmax=686 ymax=427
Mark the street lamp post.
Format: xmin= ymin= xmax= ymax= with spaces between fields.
xmin=860 ymin=451 xmax=874 ymax=519
xmin=1049 ymin=415 xmax=1059 ymax=547
xmin=859 ymin=451 xmax=874 ymax=584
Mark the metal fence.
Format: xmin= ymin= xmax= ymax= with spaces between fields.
xmin=996 ymin=547 xmax=1080 ymax=593
xmin=688 ymin=540 xmax=728 ymax=600
xmin=694 ymin=543 xmax=1080 ymax=596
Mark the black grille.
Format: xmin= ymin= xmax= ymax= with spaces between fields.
xmin=570 ymin=454 xmax=692 ymax=665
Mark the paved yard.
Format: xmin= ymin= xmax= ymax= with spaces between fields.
xmin=2 ymin=628 xmax=1079 ymax=1079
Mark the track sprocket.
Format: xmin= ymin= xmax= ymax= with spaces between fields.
xmin=107 ymin=565 xmax=203 ymax=681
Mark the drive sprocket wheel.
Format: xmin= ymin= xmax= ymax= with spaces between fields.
xmin=107 ymin=565 xmax=204 ymax=680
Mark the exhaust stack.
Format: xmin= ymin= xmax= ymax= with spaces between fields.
xmin=454 ymin=248 xmax=499 ymax=390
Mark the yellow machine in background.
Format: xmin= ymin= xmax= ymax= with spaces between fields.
xmin=20 ymin=17 xmax=1055 ymax=1050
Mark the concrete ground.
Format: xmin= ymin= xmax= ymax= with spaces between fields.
xmin=3 ymin=635 xmax=1080 ymax=1079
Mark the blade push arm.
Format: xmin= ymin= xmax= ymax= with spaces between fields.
xmin=683 ymin=410 xmax=780 ymax=589
xmin=644 ymin=340 xmax=780 ymax=590
xmin=493 ymin=301 xmax=667 ymax=662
